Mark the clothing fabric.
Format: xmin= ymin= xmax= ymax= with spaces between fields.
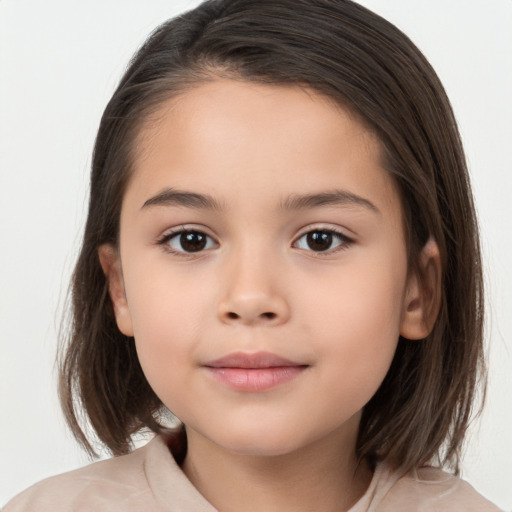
xmin=3 ymin=435 xmax=501 ymax=512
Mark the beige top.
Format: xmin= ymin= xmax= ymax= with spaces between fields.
xmin=3 ymin=435 xmax=501 ymax=512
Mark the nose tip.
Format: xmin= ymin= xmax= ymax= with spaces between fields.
xmin=218 ymin=250 xmax=290 ymax=326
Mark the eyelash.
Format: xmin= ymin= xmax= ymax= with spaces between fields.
xmin=156 ymin=226 xmax=353 ymax=256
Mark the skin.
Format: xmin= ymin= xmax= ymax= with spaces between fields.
xmin=100 ymin=79 xmax=439 ymax=512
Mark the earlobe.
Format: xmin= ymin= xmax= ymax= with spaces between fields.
xmin=98 ymin=244 xmax=134 ymax=337
xmin=400 ymin=239 xmax=442 ymax=340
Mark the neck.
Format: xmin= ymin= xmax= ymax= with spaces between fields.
xmin=181 ymin=421 xmax=372 ymax=512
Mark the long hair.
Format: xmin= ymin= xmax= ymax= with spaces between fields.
xmin=59 ymin=0 xmax=484 ymax=473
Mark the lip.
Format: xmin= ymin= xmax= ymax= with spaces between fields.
xmin=203 ymin=351 xmax=308 ymax=392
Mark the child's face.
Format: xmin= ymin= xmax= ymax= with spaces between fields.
xmin=103 ymin=79 xmax=428 ymax=457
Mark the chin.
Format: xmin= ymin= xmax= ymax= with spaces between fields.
xmin=201 ymin=422 xmax=316 ymax=458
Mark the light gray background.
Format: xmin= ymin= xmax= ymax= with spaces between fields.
xmin=1 ymin=0 xmax=511 ymax=509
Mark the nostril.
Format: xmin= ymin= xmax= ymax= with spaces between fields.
xmin=224 ymin=311 xmax=278 ymax=322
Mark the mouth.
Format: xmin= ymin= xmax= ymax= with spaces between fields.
xmin=203 ymin=351 xmax=309 ymax=392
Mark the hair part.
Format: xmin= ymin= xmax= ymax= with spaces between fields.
xmin=59 ymin=0 xmax=485 ymax=473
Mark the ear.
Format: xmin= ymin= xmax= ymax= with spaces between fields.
xmin=400 ymin=239 xmax=442 ymax=340
xmin=98 ymin=244 xmax=134 ymax=337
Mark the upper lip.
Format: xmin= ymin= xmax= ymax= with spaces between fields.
xmin=204 ymin=351 xmax=305 ymax=369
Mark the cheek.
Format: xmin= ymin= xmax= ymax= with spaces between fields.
xmin=297 ymin=251 xmax=407 ymax=396
xmin=123 ymin=263 xmax=215 ymax=392
xmin=125 ymin=251 xmax=213 ymax=331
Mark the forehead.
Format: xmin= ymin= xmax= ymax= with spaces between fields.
xmin=126 ymin=79 xmax=399 ymax=218
xmin=136 ymin=79 xmax=376 ymax=158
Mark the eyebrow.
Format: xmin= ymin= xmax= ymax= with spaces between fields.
xmin=141 ymin=188 xmax=224 ymax=211
xmin=281 ymin=190 xmax=379 ymax=213
xmin=141 ymin=187 xmax=379 ymax=214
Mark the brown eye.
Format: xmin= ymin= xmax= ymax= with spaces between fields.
xmin=307 ymin=231 xmax=333 ymax=251
xmin=294 ymin=229 xmax=349 ymax=252
xmin=166 ymin=230 xmax=217 ymax=253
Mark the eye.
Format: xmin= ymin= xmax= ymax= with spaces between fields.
xmin=294 ymin=229 xmax=350 ymax=253
xmin=160 ymin=229 xmax=218 ymax=254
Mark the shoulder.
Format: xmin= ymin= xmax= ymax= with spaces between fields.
xmin=3 ymin=439 xmax=154 ymax=512
xmin=360 ymin=464 xmax=502 ymax=512
xmin=3 ymin=436 xmax=169 ymax=512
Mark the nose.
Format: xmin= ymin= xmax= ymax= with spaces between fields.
xmin=217 ymin=252 xmax=290 ymax=326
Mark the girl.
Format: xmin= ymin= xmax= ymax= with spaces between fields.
xmin=3 ymin=0 xmax=504 ymax=510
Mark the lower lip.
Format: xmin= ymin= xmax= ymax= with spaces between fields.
xmin=206 ymin=366 xmax=307 ymax=392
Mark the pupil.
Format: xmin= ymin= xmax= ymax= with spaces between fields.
xmin=180 ymin=232 xmax=206 ymax=252
xmin=307 ymin=231 xmax=332 ymax=251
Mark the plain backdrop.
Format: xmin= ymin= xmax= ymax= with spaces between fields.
xmin=1 ymin=0 xmax=511 ymax=509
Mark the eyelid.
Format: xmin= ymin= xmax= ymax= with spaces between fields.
xmin=293 ymin=223 xmax=354 ymax=241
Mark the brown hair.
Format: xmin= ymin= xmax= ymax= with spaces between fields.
xmin=59 ymin=0 xmax=485 ymax=473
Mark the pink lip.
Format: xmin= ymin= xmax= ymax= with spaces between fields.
xmin=204 ymin=352 xmax=308 ymax=392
